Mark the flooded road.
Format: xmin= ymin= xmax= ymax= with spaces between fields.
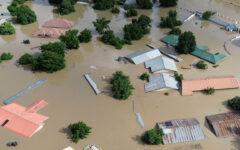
xmin=0 ymin=0 xmax=240 ymax=150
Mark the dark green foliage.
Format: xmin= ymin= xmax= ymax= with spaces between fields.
xmin=19 ymin=53 xmax=34 ymax=65
xmin=117 ymin=0 xmax=126 ymax=5
xmin=136 ymin=0 xmax=153 ymax=9
xmin=202 ymin=11 xmax=212 ymax=20
xmin=169 ymin=27 xmax=181 ymax=35
xmin=202 ymin=87 xmax=215 ymax=95
xmin=164 ymin=92 xmax=169 ymax=96
xmin=160 ymin=10 xmax=182 ymax=29
xmin=0 ymin=22 xmax=15 ymax=35
xmin=141 ymin=129 xmax=164 ymax=145
xmin=32 ymin=51 xmax=65 ymax=73
xmin=135 ymin=15 xmax=151 ymax=34
xmin=123 ymin=4 xmax=136 ymax=10
xmin=93 ymin=0 xmax=116 ymax=10
xmin=93 ymin=18 xmax=111 ymax=34
xmin=110 ymin=71 xmax=134 ymax=100
xmin=60 ymin=29 xmax=79 ymax=49
xmin=40 ymin=42 xmax=65 ymax=57
xmin=14 ymin=0 xmax=26 ymax=4
xmin=57 ymin=0 xmax=75 ymax=15
xmin=101 ymin=30 xmax=125 ymax=49
xmin=68 ymin=121 xmax=91 ymax=143
xmin=7 ymin=1 xmax=18 ymax=16
xmin=177 ymin=31 xmax=196 ymax=54
xmin=159 ymin=0 xmax=178 ymax=7
xmin=1 ymin=52 xmax=13 ymax=60
xmin=126 ymin=8 xmax=138 ymax=17
xmin=196 ymin=60 xmax=207 ymax=69
xmin=140 ymin=72 xmax=149 ymax=81
xmin=16 ymin=5 xmax=37 ymax=25
xmin=174 ymin=72 xmax=183 ymax=83
xmin=0 ymin=59 xmax=2 ymax=63
xmin=48 ymin=0 xmax=76 ymax=5
xmin=78 ymin=29 xmax=92 ymax=43
xmin=111 ymin=7 xmax=120 ymax=14
xmin=228 ymin=96 xmax=240 ymax=111
xmin=213 ymin=65 xmax=219 ymax=68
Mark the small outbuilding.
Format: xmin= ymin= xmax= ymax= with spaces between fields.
xmin=43 ymin=19 xmax=75 ymax=28
xmin=32 ymin=28 xmax=66 ymax=38
xmin=157 ymin=118 xmax=205 ymax=144
xmin=206 ymin=112 xmax=240 ymax=137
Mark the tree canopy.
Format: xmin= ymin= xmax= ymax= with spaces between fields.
xmin=0 ymin=22 xmax=15 ymax=35
xmin=7 ymin=1 xmax=19 ymax=16
xmin=19 ymin=53 xmax=34 ymax=65
xmin=101 ymin=30 xmax=125 ymax=49
xmin=16 ymin=5 xmax=37 ymax=25
xmin=93 ymin=18 xmax=111 ymax=34
xmin=140 ymin=72 xmax=149 ymax=81
xmin=60 ymin=29 xmax=79 ymax=49
xmin=196 ymin=60 xmax=207 ymax=69
xmin=111 ymin=7 xmax=120 ymax=14
xmin=202 ymin=11 xmax=212 ymax=20
xmin=78 ymin=29 xmax=92 ymax=43
xmin=93 ymin=0 xmax=116 ymax=10
xmin=169 ymin=28 xmax=181 ymax=35
xmin=160 ymin=10 xmax=182 ymax=28
xmin=141 ymin=129 xmax=164 ymax=145
xmin=136 ymin=0 xmax=153 ymax=9
xmin=68 ymin=121 xmax=91 ymax=143
xmin=40 ymin=42 xmax=65 ymax=57
xmin=1 ymin=52 xmax=13 ymax=60
xmin=228 ymin=96 xmax=240 ymax=111
xmin=125 ymin=8 xmax=138 ymax=17
xmin=159 ymin=0 xmax=178 ymax=7
xmin=177 ymin=31 xmax=196 ymax=54
xmin=57 ymin=0 xmax=75 ymax=15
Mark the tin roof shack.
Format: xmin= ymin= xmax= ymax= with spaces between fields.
xmin=157 ymin=118 xmax=205 ymax=144
xmin=206 ymin=112 xmax=240 ymax=137
xmin=144 ymin=73 xmax=179 ymax=92
xmin=182 ymin=76 xmax=239 ymax=96
xmin=145 ymin=56 xmax=177 ymax=73
xmin=0 ymin=100 xmax=48 ymax=138
xmin=125 ymin=49 xmax=161 ymax=65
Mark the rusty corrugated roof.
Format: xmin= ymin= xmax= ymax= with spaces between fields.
xmin=157 ymin=118 xmax=205 ymax=144
xmin=206 ymin=112 xmax=240 ymax=137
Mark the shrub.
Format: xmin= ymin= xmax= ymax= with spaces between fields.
xmin=0 ymin=22 xmax=15 ymax=35
xmin=40 ymin=42 xmax=65 ymax=56
xmin=164 ymin=92 xmax=169 ymax=96
xmin=177 ymin=31 xmax=196 ymax=54
xmin=169 ymin=28 xmax=181 ymax=35
xmin=93 ymin=18 xmax=111 ymax=34
xmin=60 ymin=29 xmax=79 ymax=49
xmin=111 ymin=7 xmax=120 ymax=14
xmin=16 ymin=5 xmax=37 ymax=25
xmin=14 ymin=0 xmax=26 ymax=4
xmin=228 ymin=96 xmax=240 ymax=111
xmin=141 ymin=129 xmax=164 ymax=145
xmin=57 ymin=0 xmax=75 ymax=15
xmin=78 ymin=29 xmax=92 ymax=43
xmin=160 ymin=10 xmax=182 ymax=29
xmin=48 ymin=0 xmax=77 ymax=5
xmin=1 ymin=52 xmax=13 ymax=60
xmin=93 ymin=0 xmax=116 ymax=10
xmin=202 ymin=11 xmax=212 ymax=20
xmin=126 ymin=8 xmax=138 ymax=17
xmin=136 ymin=0 xmax=153 ymax=9
xmin=123 ymin=4 xmax=136 ymax=10
xmin=68 ymin=121 xmax=91 ymax=143
xmin=111 ymin=71 xmax=134 ymax=100
xmin=196 ymin=60 xmax=207 ymax=69
xmin=174 ymin=72 xmax=183 ymax=83
xmin=202 ymin=87 xmax=215 ymax=95
xmin=101 ymin=30 xmax=124 ymax=49
xmin=19 ymin=53 xmax=34 ymax=65
xmin=140 ymin=72 xmax=149 ymax=81
xmin=159 ymin=0 xmax=178 ymax=7
xmin=7 ymin=1 xmax=18 ymax=16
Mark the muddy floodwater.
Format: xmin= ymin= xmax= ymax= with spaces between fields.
xmin=0 ymin=0 xmax=240 ymax=149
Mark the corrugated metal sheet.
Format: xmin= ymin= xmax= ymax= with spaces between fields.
xmin=84 ymin=74 xmax=101 ymax=95
xmin=125 ymin=49 xmax=161 ymax=65
xmin=145 ymin=56 xmax=177 ymax=73
xmin=144 ymin=73 xmax=179 ymax=92
xmin=157 ymin=118 xmax=205 ymax=144
xmin=206 ymin=112 xmax=240 ymax=137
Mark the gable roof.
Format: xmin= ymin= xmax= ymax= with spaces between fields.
xmin=0 ymin=100 xmax=48 ymax=138
xmin=144 ymin=73 xmax=179 ymax=92
xmin=157 ymin=118 xmax=205 ymax=144
xmin=182 ymin=76 xmax=239 ymax=95
xmin=191 ymin=49 xmax=226 ymax=64
xmin=145 ymin=56 xmax=177 ymax=72
xmin=125 ymin=49 xmax=161 ymax=65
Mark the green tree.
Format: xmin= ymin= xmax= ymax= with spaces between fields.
xmin=174 ymin=72 xmax=184 ymax=83
xmin=19 ymin=53 xmax=34 ymax=65
xmin=134 ymin=15 xmax=151 ymax=34
xmin=0 ymin=22 xmax=15 ymax=35
xmin=16 ymin=5 xmax=37 ymax=25
xmin=93 ymin=0 xmax=116 ymax=10
xmin=57 ymin=0 xmax=75 ymax=15
xmin=169 ymin=28 xmax=181 ymax=35
xmin=7 ymin=1 xmax=18 ymax=16
xmin=111 ymin=71 xmax=134 ymax=100
xmin=14 ymin=0 xmax=27 ymax=4
xmin=228 ymin=96 xmax=240 ymax=111
xmin=136 ymin=0 xmax=153 ymax=9
xmin=177 ymin=31 xmax=196 ymax=54
xmin=68 ymin=121 xmax=91 ymax=143
xmin=141 ymin=129 xmax=164 ymax=145
xmin=196 ymin=60 xmax=207 ymax=69
xmin=140 ymin=72 xmax=149 ymax=81
xmin=126 ymin=8 xmax=138 ymax=17
xmin=101 ymin=30 xmax=124 ymax=49
xmin=202 ymin=87 xmax=215 ymax=95
xmin=160 ymin=10 xmax=182 ymax=28
xmin=78 ymin=29 xmax=92 ymax=43
xmin=1 ymin=52 xmax=13 ymax=60
xmin=123 ymin=23 xmax=143 ymax=40
xmin=202 ymin=11 xmax=212 ymax=20
xmin=40 ymin=42 xmax=65 ymax=56
xmin=111 ymin=7 xmax=120 ymax=14
xmin=93 ymin=18 xmax=111 ymax=34
xmin=32 ymin=51 xmax=65 ymax=73
xmin=48 ymin=0 xmax=76 ymax=5
xmin=60 ymin=29 xmax=79 ymax=49
xmin=159 ymin=0 xmax=178 ymax=7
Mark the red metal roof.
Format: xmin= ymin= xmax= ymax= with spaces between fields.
xmin=206 ymin=112 xmax=240 ymax=137
xmin=0 ymin=100 xmax=48 ymax=138
xmin=182 ymin=76 xmax=239 ymax=95
xmin=32 ymin=28 xmax=66 ymax=38
xmin=43 ymin=19 xmax=75 ymax=28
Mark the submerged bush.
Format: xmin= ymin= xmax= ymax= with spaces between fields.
xmin=140 ymin=72 xmax=149 ymax=81
xmin=126 ymin=8 xmax=138 ymax=17
xmin=159 ymin=0 xmax=178 ymax=7
xmin=57 ymin=0 xmax=75 ymax=15
xmin=60 ymin=29 xmax=79 ymax=49
xmin=16 ymin=5 xmax=37 ymax=25
xmin=7 ymin=1 xmax=18 ymax=16
xmin=160 ymin=10 xmax=182 ymax=29
xmin=196 ymin=60 xmax=207 ymax=69
xmin=40 ymin=42 xmax=65 ymax=56
xmin=136 ymin=0 xmax=153 ymax=9
xmin=141 ymin=129 xmax=164 ymax=145
xmin=202 ymin=87 xmax=215 ymax=95
xmin=19 ymin=53 xmax=34 ymax=65
xmin=111 ymin=7 xmax=120 ymax=14
xmin=93 ymin=0 xmax=116 ymax=10
xmin=1 ymin=52 xmax=13 ymax=60
xmin=202 ymin=11 xmax=212 ymax=20
xmin=68 ymin=121 xmax=91 ymax=143
xmin=0 ymin=22 xmax=15 ymax=35
xmin=228 ymin=96 xmax=240 ymax=111
xmin=169 ymin=28 xmax=181 ymax=35
xmin=78 ymin=29 xmax=92 ymax=43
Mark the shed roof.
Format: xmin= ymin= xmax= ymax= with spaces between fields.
xmin=191 ymin=49 xmax=226 ymax=64
xmin=145 ymin=56 xmax=177 ymax=72
xmin=32 ymin=28 xmax=66 ymax=38
xmin=144 ymin=73 xmax=179 ymax=92
xmin=182 ymin=76 xmax=239 ymax=95
xmin=160 ymin=34 xmax=179 ymax=47
xmin=125 ymin=49 xmax=161 ymax=65
xmin=43 ymin=19 xmax=75 ymax=28
xmin=206 ymin=112 xmax=240 ymax=137
xmin=157 ymin=118 xmax=205 ymax=144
